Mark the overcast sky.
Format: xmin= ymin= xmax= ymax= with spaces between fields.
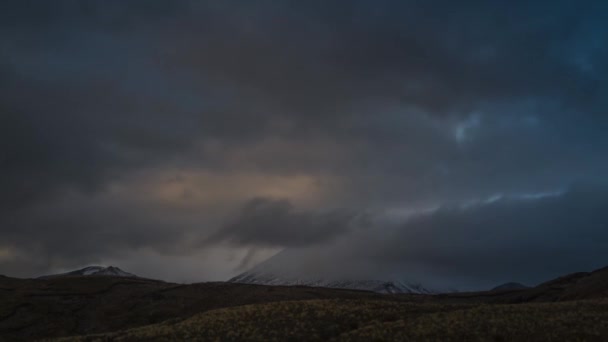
xmin=1 ymin=0 xmax=607 ymax=289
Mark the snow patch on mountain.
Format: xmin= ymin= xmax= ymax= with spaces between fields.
xmin=40 ymin=266 xmax=137 ymax=279
xmin=229 ymin=270 xmax=435 ymax=294
xmin=227 ymin=247 xmax=440 ymax=294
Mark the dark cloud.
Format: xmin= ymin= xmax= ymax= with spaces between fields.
xmin=379 ymin=184 xmax=608 ymax=287
xmin=0 ymin=0 xmax=607 ymax=282
xmin=2 ymin=0 xmax=607 ymax=203
xmin=251 ymin=185 xmax=608 ymax=291
xmin=208 ymin=197 xmax=366 ymax=248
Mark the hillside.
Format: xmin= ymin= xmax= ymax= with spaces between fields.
xmin=39 ymin=266 xmax=138 ymax=279
xmin=436 ymin=265 xmax=608 ymax=304
xmin=2 ymin=265 xmax=608 ymax=340
xmin=59 ymin=299 xmax=608 ymax=341
xmin=0 ymin=275 xmax=388 ymax=341
xmin=229 ymin=249 xmax=435 ymax=294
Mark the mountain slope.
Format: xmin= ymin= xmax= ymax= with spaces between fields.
xmin=68 ymin=299 xmax=608 ymax=342
xmin=0 ymin=275 xmax=386 ymax=341
xmin=3 ymin=265 xmax=608 ymax=340
xmin=491 ymin=282 xmax=529 ymax=291
xmin=532 ymin=266 xmax=608 ymax=301
xmin=229 ymin=270 xmax=433 ymax=294
xmin=436 ymin=265 xmax=608 ymax=304
xmin=229 ymin=249 xmax=435 ymax=294
xmin=39 ymin=266 xmax=137 ymax=279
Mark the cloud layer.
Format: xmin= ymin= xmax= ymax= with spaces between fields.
xmin=1 ymin=0 xmax=607 ymax=283
xmin=208 ymin=197 xmax=367 ymax=248
xmin=252 ymin=185 xmax=608 ymax=291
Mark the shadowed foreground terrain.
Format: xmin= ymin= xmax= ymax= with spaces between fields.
xmin=2 ymin=266 xmax=608 ymax=341
xmin=0 ymin=275 xmax=386 ymax=341
xmin=60 ymin=299 xmax=608 ymax=341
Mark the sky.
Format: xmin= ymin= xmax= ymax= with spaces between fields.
xmin=1 ymin=0 xmax=607 ymax=289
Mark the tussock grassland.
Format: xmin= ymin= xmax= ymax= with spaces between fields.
xmin=59 ymin=299 xmax=608 ymax=341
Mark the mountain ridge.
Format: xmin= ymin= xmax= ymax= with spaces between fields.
xmin=39 ymin=265 xmax=137 ymax=279
xmin=491 ymin=282 xmax=529 ymax=291
xmin=229 ymin=270 xmax=435 ymax=294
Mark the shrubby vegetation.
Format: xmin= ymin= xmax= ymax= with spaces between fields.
xmin=342 ymin=301 xmax=608 ymax=341
xmin=60 ymin=299 xmax=608 ymax=341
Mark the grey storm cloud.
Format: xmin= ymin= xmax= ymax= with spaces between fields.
xmin=0 ymin=0 xmax=607 ymax=282
xmin=377 ymin=184 xmax=608 ymax=288
xmin=255 ymin=185 xmax=608 ymax=291
xmin=208 ymin=197 xmax=367 ymax=248
xmin=2 ymin=0 xmax=607 ymax=202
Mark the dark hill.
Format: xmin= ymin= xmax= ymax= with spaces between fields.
xmin=491 ymin=282 xmax=529 ymax=291
xmin=39 ymin=266 xmax=138 ymax=279
xmin=0 ymin=275 xmax=387 ymax=340
xmin=435 ymin=265 xmax=608 ymax=304
xmin=3 ymin=266 xmax=608 ymax=340
xmin=532 ymin=266 xmax=608 ymax=301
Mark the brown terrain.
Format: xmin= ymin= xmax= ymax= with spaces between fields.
xmin=1 ymin=266 xmax=608 ymax=341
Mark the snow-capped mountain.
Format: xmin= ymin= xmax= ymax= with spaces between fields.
xmin=229 ymin=270 xmax=433 ymax=294
xmin=227 ymin=246 xmax=440 ymax=294
xmin=40 ymin=266 xmax=137 ymax=279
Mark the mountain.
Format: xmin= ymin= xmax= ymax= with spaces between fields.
xmin=230 ymin=270 xmax=433 ymax=294
xmin=530 ymin=266 xmax=608 ymax=301
xmin=39 ymin=266 xmax=137 ymax=279
xmin=491 ymin=282 xmax=529 ymax=291
xmin=437 ymin=266 xmax=608 ymax=304
xmin=228 ymin=248 xmax=436 ymax=294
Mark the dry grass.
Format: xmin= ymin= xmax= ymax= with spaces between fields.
xmin=0 ymin=277 xmax=389 ymax=341
xmin=58 ymin=299 xmax=608 ymax=341
xmin=342 ymin=300 xmax=608 ymax=341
